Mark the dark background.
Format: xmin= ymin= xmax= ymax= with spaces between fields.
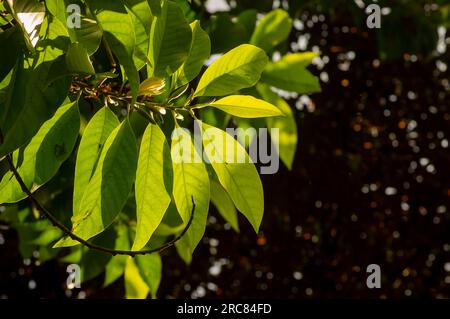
xmin=1 ymin=0 xmax=449 ymax=299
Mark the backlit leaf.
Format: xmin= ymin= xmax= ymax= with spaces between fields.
xmin=133 ymin=124 xmax=172 ymax=251
xmin=194 ymin=44 xmax=268 ymax=97
xmin=210 ymin=95 xmax=282 ymax=118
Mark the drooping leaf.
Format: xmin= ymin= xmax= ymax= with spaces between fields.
xmin=65 ymin=0 xmax=103 ymax=56
xmin=0 ymin=101 xmax=80 ymax=204
xmin=250 ymin=9 xmax=292 ymax=53
xmin=133 ymin=124 xmax=172 ymax=251
xmin=88 ymin=0 xmax=140 ymax=102
xmin=194 ymin=44 xmax=268 ymax=97
xmin=210 ymin=180 xmax=239 ymax=232
xmin=149 ymin=0 xmax=192 ymax=78
xmin=72 ymin=106 xmax=120 ymax=217
xmin=171 ymin=128 xmax=210 ymax=263
xmin=210 ymin=95 xmax=283 ymax=118
xmin=257 ymin=84 xmax=297 ymax=170
xmin=174 ymin=20 xmax=211 ymax=88
xmin=261 ymin=52 xmax=321 ymax=94
xmin=135 ymin=253 xmax=162 ymax=299
xmin=123 ymin=0 xmax=153 ymax=70
xmin=104 ymin=223 xmax=130 ymax=287
xmin=68 ymin=120 xmax=138 ymax=243
xmin=201 ymin=123 xmax=264 ymax=232
xmin=125 ymin=257 xmax=149 ymax=299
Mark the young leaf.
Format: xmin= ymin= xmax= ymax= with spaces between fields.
xmin=133 ymin=124 xmax=172 ymax=251
xmin=135 ymin=254 xmax=162 ymax=299
xmin=0 ymin=101 xmax=80 ymax=204
xmin=171 ymin=128 xmax=210 ymax=263
xmin=257 ymin=84 xmax=297 ymax=170
xmin=149 ymin=0 xmax=192 ymax=78
xmin=72 ymin=107 xmax=120 ymax=216
xmin=250 ymin=9 xmax=292 ymax=53
xmin=70 ymin=120 xmax=138 ymax=243
xmin=194 ymin=44 xmax=268 ymax=97
xmin=261 ymin=52 xmax=321 ymax=94
xmin=174 ymin=20 xmax=211 ymax=88
xmin=125 ymin=257 xmax=149 ymax=299
xmin=210 ymin=95 xmax=283 ymax=118
xmin=88 ymin=0 xmax=140 ymax=102
xmin=210 ymin=180 xmax=239 ymax=232
xmin=201 ymin=123 xmax=264 ymax=232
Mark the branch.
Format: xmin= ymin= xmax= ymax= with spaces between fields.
xmin=5 ymin=154 xmax=195 ymax=256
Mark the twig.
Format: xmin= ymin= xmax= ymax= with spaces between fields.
xmin=5 ymin=154 xmax=195 ymax=256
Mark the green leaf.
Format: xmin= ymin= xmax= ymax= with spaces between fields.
xmin=174 ymin=20 xmax=211 ymax=88
xmin=250 ymin=9 xmax=292 ymax=53
xmin=194 ymin=44 xmax=268 ymax=97
xmin=65 ymin=42 xmax=95 ymax=75
xmin=210 ymin=95 xmax=282 ymax=118
xmin=72 ymin=106 xmax=120 ymax=217
xmin=88 ymin=0 xmax=140 ymax=102
xmin=122 ymin=0 xmax=153 ymax=70
xmin=171 ymin=128 xmax=210 ymax=263
xmin=0 ymin=26 xmax=22 ymax=82
xmin=201 ymin=123 xmax=263 ymax=232
xmin=261 ymin=52 xmax=321 ymax=94
xmin=66 ymin=2 xmax=103 ymax=56
xmin=135 ymin=254 xmax=162 ymax=299
xmin=208 ymin=13 xmax=247 ymax=54
xmin=125 ymin=257 xmax=149 ymax=299
xmin=149 ymin=0 xmax=192 ymax=78
xmin=257 ymin=84 xmax=297 ymax=170
xmin=147 ymin=0 xmax=161 ymax=16
xmin=45 ymin=0 xmax=66 ymax=25
xmin=237 ymin=9 xmax=258 ymax=39
xmin=46 ymin=0 xmax=102 ymax=55
xmin=104 ymin=223 xmax=130 ymax=287
xmin=69 ymin=120 xmax=138 ymax=243
xmin=133 ymin=124 xmax=172 ymax=251
xmin=210 ymin=180 xmax=239 ymax=232
xmin=122 ymin=0 xmax=153 ymax=34
xmin=0 ymin=18 xmax=70 ymax=158
xmin=0 ymin=101 xmax=80 ymax=204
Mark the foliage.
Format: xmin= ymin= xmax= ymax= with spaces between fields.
xmin=0 ymin=0 xmax=320 ymax=298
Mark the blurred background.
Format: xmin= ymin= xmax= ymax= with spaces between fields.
xmin=1 ymin=0 xmax=450 ymax=298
